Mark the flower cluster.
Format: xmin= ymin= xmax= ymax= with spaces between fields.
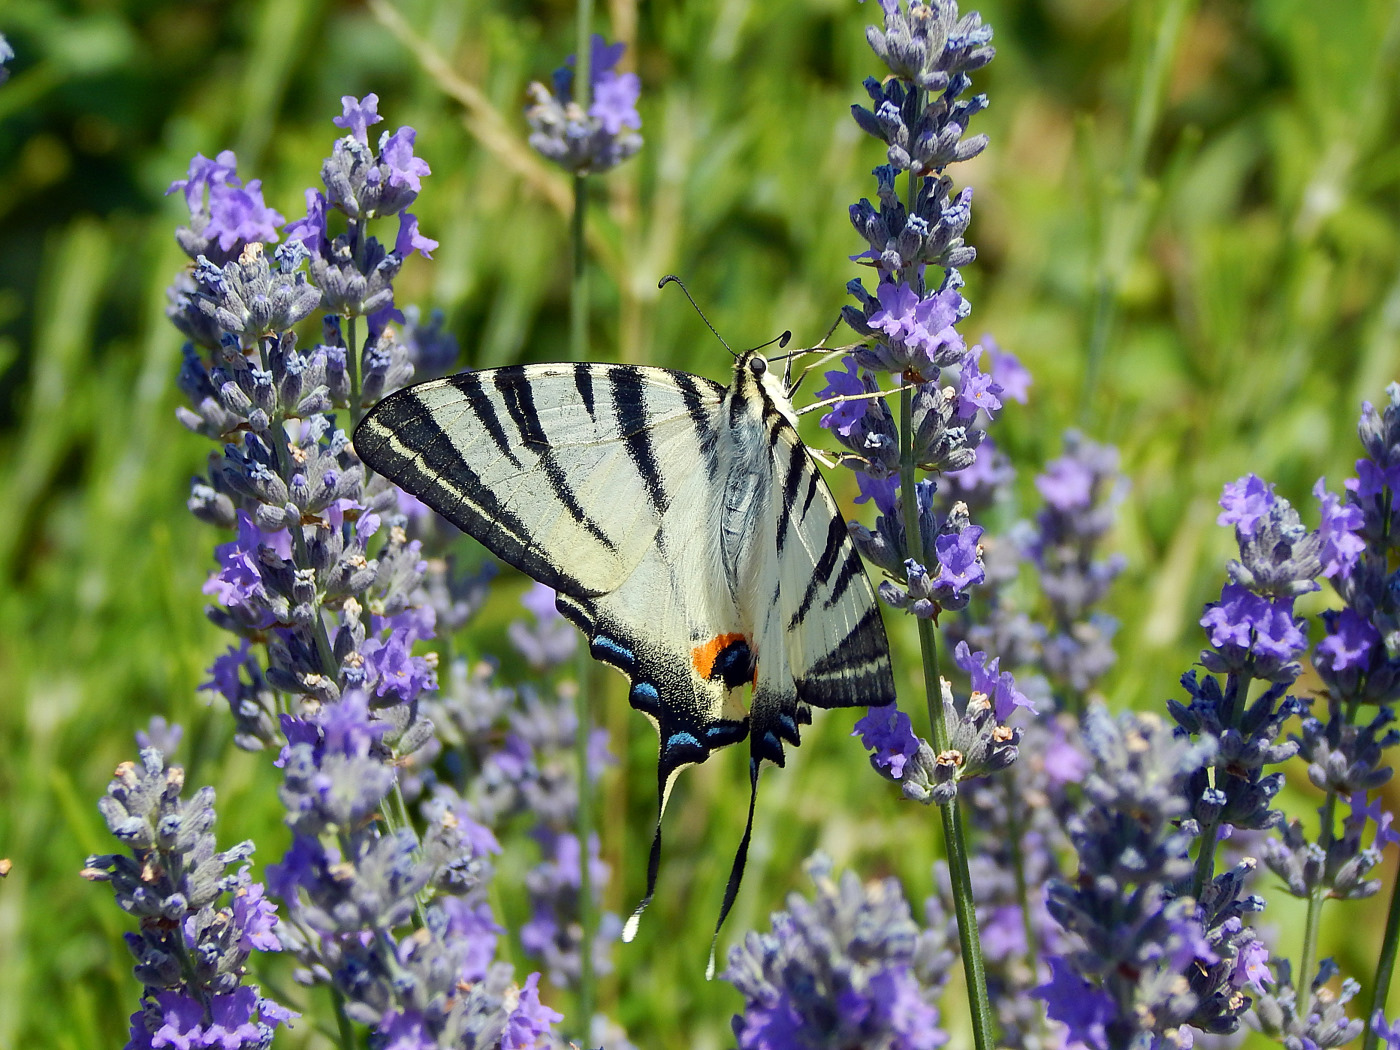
xmin=526 ymin=34 xmax=643 ymax=174
xmin=853 ymin=638 xmax=1029 ymax=804
xmin=832 ymin=0 xmax=1032 ymax=800
xmin=499 ymin=586 xmax=620 ymax=992
xmin=82 ymin=743 xmax=297 ymax=1050
xmin=954 ymin=714 xmax=1084 ymax=1050
xmin=724 ymin=854 xmax=954 ymax=1050
xmin=1038 ymin=708 xmax=1270 ymax=1049
xmin=945 ymin=429 xmax=1127 ymax=718
xmin=153 ymin=97 xmax=567 ymax=1047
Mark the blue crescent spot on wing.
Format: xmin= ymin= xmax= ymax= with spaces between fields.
xmin=629 ymin=680 xmax=661 ymax=716
xmin=591 ymin=634 xmax=636 ymax=672
xmin=664 ymin=731 xmax=707 ymax=764
xmin=705 ymin=722 xmax=748 ymax=746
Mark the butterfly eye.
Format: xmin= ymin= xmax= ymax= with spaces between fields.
xmin=749 ymin=355 xmax=768 ymax=378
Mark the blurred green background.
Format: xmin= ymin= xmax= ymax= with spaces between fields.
xmin=1 ymin=0 xmax=1398 ymax=1046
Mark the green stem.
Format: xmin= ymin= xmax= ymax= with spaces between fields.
xmin=569 ymin=0 xmax=594 ymax=364
xmin=573 ymin=652 xmax=597 ymax=1027
xmin=571 ymin=176 xmax=589 ymax=362
xmin=1362 ymin=866 xmax=1400 ymax=1050
xmin=569 ymin=3 xmax=597 ymax=1030
xmin=1190 ymin=816 xmax=1220 ymax=901
xmin=1298 ymin=788 xmax=1340 ymax=1016
xmin=347 ymin=314 xmax=362 ymax=431
xmin=330 ymin=986 xmax=359 ymax=1050
xmin=898 ymin=386 xmax=995 ymax=1050
xmin=1004 ymin=789 xmax=1039 ymax=971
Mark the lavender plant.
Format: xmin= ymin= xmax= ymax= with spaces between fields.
xmin=83 ymin=742 xmax=298 ymax=1049
xmin=150 ymin=95 xmax=572 ymax=1048
xmin=1037 ymin=390 xmax=1400 ymax=1050
xmin=724 ymin=855 xmax=955 ymax=1050
xmin=936 ymin=430 xmax=1126 ymax=1049
xmin=524 ymin=25 xmax=643 ymax=1027
xmin=809 ymin=3 xmax=1016 ymax=1045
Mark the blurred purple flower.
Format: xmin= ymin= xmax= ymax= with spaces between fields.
xmin=333 ymin=93 xmax=382 ymax=144
xmin=1218 ymin=474 xmax=1275 ymax=537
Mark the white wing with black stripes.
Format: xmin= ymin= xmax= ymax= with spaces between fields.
xmin=353 ymin=353 xmax=896 ymax=965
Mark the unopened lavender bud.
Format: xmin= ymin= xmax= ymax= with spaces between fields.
xmin=219 ymin=379 xmax=253 ymax=416
xmin=188 ymin=483 xmax=237 ymax=528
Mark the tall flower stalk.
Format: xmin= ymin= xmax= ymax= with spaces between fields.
xmin=525 ymin=23 xmax=642 ymax=1028
xmin=158 ymin=97 xmax=569 ymax=1049
xmin=821 ymin=3 xmax=1008 ymax=1047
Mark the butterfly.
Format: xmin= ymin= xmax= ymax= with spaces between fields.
xmin=354 ymin=348 xmax=896 ymax=970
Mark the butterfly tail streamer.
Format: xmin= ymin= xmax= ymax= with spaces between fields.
xmin=705 ymin=756 xmax=761 ymax=981
xmin=622 ymin=776 xmax=669 ymax=943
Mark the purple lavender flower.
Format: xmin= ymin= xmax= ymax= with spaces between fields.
xmin=526 ymin=34 xmax=643 ymax=174
xmin=0 ymin=34 xmax=14 ymax=83
xmin=984 ymin=337 xmax=1030 ymax=403
xmin=84 ymin=746 xmax=297 ymax=1050
xmin=725 ymin=855 xmax=952 ymax=1050
xmin=1218 ymin=473 xmax=1276 ymax=537
xmin=590 ymin=66 xmax=642 ymax=135
xmin=166 ymin=151 xmax=287 ymax=269
xmin=1373 ymin=1012 xmax=1400 ymax=1050
xmin=332 ymin=92 xmax=382 ymax=143
xmin=1199 ymin=584 xmax=1308 ymax=664
xmin=816 ymin=356 xmax=874 ymax=436
xmin=1313 ymin=478 xmax=1365 ymax=578
xmin=1042 ymin=708 xmax=1268 ymax=1047
xmin=520 ymin=831 xmax=621 ymax=988
xmin=853 ymin=703 xmax=921 ymax=778
xmin=1033 ymin=957 xmax=1114 ymax=1049
xmin=952 ymin=640 xmax=1034 ymax=720
xmin=508 ymin=582 xmax=579 ymax=670
xmin=501 ymin=973 xmax=565 ymax=1049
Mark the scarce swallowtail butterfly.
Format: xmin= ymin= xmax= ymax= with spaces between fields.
xmin=354 ymin=348 xmax=896 ymax=970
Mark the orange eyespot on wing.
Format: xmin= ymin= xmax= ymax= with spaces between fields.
xmin=692 ymin=634 xmax=754 ymax=690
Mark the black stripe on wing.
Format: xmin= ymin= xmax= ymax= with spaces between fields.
xmin=796 ymin=604 xmax=896 ymax=709
xmin=609 ymin=368 xmax=670 ymax=511
xmin=453 ymin=371 xmax=523 ymax=469
xmin=355 ymin=390 xmax=591 ymax=596
xmin=572 ymin=362 xmax=597 ymax=418
xmin=787 ymin=515 xmax=849 ymax=631
xmin=774 ymin=439 xmax=808 ymax=556
xmin=493 ymin=368 xmax=618 ymax=553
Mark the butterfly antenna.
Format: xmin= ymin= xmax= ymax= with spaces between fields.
xmin=659 ymin=275 xmax=734 ymax=358
xmin=705 ymin=756 xmax=762 ymax=980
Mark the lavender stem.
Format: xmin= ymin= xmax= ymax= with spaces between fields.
xmin=900 ymin=384 xmax=995 ymax=1050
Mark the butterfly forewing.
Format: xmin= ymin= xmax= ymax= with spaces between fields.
xmin=356 ymin=363 xmax=724 ymax=597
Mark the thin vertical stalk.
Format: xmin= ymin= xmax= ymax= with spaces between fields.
xmin=1362 ymin=869 xmax=1400 ymax=1050
xmin=1298 ymin=788 xmax=1341 ymax=1017
xmin=898 ymin=386 xmax=995 ymax=1050
xmin=1080 ymin=0 xmax=1191 ymax=422
xmin=572 ymin=658 xmax=597 ymax=1028
xmin=568 ymin=0 xmax=597 ymax=1030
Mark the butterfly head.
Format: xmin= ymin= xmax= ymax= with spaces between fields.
xmin=736 ymin=349 xmax=799 ymax=428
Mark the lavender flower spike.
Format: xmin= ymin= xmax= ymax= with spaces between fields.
xmin=83 ymin=745 xmax=297 ymax=1050
xmin=526 ymin=34 xmax=643 ymax=175
xmin=725 ymin=854 xmax=953 ymax=1050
